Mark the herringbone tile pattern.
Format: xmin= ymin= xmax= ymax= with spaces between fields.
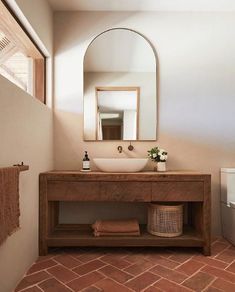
xmin=15 ymin=238 xmax=235 ymax=292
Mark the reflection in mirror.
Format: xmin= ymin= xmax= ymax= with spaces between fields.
xmin=84 ymin=28 xmax=157 ymax=141
xmin=96 ymin=87 xmax=139 ymax=140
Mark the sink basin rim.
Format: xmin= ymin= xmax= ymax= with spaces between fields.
xmin=93 ymin=158 xmax=148 ymax=173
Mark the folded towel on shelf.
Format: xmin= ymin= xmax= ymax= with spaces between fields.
xmin=94 ymin=231 xmax=140 ymax=237
xmin=92 ymin=218 xmax=140 ymax=237
xmin=0 ymin=167 xmax=20 ymax=245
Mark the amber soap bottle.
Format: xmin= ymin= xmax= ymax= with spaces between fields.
xmin=83 ymin=151 xmax=90 ymax=170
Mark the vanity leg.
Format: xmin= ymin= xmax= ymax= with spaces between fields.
xmin=203 ymin=244 xmax=211 ymax=256
xmin=39 ymin=242 xmax=48 ymax=256
xmin=191 ymin=202 xmax=211 ymax=256
xmin=49 ymin=201 xmax=59 ymax=233
xmin=203 ymin=176 xmax=211 ymax=256
xmin=39 ymin=174 xmax=48 ymax=256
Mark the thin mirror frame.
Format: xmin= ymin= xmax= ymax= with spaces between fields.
xmin=83 ymin=27 xmax=159 ymax=142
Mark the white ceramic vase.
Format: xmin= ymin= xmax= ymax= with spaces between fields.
xmin=157 ymin=162 xmax=166 ymax=172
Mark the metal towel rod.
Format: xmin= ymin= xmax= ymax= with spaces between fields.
xmin=13 ymin=162 xmax=29 ymax=172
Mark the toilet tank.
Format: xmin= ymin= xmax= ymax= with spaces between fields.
xmin=221 ymin=168 xmax=235 ymax=204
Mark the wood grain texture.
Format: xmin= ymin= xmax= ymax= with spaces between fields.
xmin=100 ymin=182 xmax=151 ymax=201
xmin=47 ymin=224 xmax=203 ymax=247
xmin=48 ymin=202 xmax=59 ymax=234
xmin=42 ymin=171 xmax=210 ymax=182
xmin=152 ymin=181 xmax=204 ymax=201
xmin=39 ymin=171 xmax=211 ymax=256
xmin=34 ymin=58 xmax=45 ymax=103
xmin=47 ymin=181 xmax=100 ymax=201
xmin=39 ymin=174 xmax=48 ymax=255
xmin=203 ymin=175 xmax=211 ymax=255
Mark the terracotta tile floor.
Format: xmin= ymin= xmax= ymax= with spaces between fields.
xmin=15 ymin=238 xmax=235 ymax=292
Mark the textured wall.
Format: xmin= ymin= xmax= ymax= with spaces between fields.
xmin=54 ymin=11 xmax=235 ymax=235
xmin=0 ymin=76 xmax=53 ymax=292
xmin=0 ymin=1 xmax=53 ymax=291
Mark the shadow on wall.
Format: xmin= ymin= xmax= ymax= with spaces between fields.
xmin=54 ymin=12 xmax=142 ymax=55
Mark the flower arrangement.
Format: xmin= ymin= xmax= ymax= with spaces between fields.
xmin=148 ymin=147 xmax=168 ymax=162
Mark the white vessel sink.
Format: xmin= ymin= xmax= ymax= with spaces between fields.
xmin=93 ymin=158 xmax=148 ymax=173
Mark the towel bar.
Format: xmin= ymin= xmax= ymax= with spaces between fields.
xmin=13 ymin=162 xmax=29 ymax=172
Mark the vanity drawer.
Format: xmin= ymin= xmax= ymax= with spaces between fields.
xmin=47 ymin=181 xmax=100 ymax=201
xmin=152 ymin=181 xmax=204 ymax=201
xmin=100 ymin=182 xmax=151 ymax=201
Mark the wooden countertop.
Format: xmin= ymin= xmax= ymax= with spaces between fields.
xmin=40 ymin=170 xmax=211 ymax=181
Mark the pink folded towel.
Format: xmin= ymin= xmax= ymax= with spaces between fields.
xmin=92 ymin=218 xmax=140 ymax=237
xmin=94 ymin=231 xmax=140 ymax=237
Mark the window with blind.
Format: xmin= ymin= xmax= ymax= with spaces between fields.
xmin=0 ymin=0 xmax=45 ymax=103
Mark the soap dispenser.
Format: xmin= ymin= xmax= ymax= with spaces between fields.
xmin=82 ymin=151 xmax=90 ymax=171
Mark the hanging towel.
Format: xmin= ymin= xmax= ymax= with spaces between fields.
xmin=92 ymin=218 xmax=140 ymax=237
xmin=0 ymin=167 xmax=20 ymax=245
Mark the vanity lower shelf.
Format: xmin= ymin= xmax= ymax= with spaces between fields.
xmin=47 ymin=224 xmax=203 ymax=248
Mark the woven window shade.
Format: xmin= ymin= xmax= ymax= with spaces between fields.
xmin=0 ymin=32 xmax=11 ymax=51
xmin=0 ymin=31 xmax=17 ymax=64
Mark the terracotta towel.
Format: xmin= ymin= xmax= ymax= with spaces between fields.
xmin=92 ymin=218 xmax=140 ymax=233
xmin=0 ymin=167 xmax=20 ymax=245
xmin=94 ymin=231 xmax=140 ymax=237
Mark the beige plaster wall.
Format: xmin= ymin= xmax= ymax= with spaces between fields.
xmin=54 ymin=11 xmax=235 ymax=235
xmin=0 ymin=76 xmax=53 ymax=292
xmin=15 ymin=0 xmax=53 ymax=55
xmin=0 ymin=1 xmax=53 ymax=291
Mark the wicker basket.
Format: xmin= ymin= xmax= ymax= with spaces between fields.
xmin=147 ymin=203 xmax=183 ymax=237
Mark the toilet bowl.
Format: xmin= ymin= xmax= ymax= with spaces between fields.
xmin=221 ymin=168 xmax=235 ymax=245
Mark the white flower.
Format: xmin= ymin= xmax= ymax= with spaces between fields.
xmin=160 ymin=155 xmax=165 ymax=161
xmin=148 ymin=146 xmax=168 ymax=162
xmin=159 ymin=154 xmax=168 ymax=161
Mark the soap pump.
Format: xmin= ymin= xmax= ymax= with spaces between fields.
xmin=82 ymin=151 xmax=90 ymax=171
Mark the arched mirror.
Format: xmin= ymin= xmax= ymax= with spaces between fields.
xmin=83 ymin=28 xmax=157 ymax=141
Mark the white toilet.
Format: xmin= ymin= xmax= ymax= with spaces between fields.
xmin=221 ymin=168 xmax=235 ymax=245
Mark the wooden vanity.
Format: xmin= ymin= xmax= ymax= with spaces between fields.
xmin=39 ymin=171 xmax=211 ymax=255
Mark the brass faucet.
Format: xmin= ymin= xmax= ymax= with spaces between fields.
xmin=128 ymin=142 xmax=134 ymax=151
xmin=117 ymin=146 xmax=123 ymax=153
